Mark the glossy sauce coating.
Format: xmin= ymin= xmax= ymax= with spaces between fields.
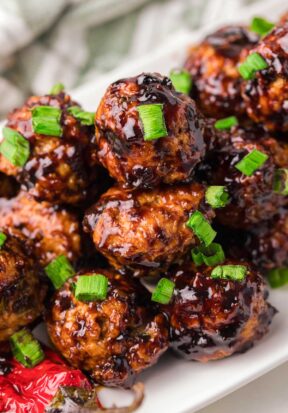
xmin=162 ymin=260 xmax=275 ymax=361
xmin=219 ymin=211 xmax=288 ymax=272
xmin=197 ymin=125 xmax=288 ymax=228
xmin=0 ymin=92 xmax=99 ymax=205
xmin=241 ymin=22 xmax=288 ymax=131
xmin=46 ymin=268 xmax=168 ymax=387
xmin=184 ymin=26 xmax=258 ymax=118
xmin=83 ymin=182 xmax=214 ymax=277
xmin=95 ymin=73 xmax=206 ymax=189
xmin=0 ymin=231 xmax=46 ymax=342
xmin=0 ymin=191 xmax=81 ymax=266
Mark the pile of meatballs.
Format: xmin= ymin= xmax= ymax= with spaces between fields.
xmin=0 ymin=12 xmax=287 ymax=391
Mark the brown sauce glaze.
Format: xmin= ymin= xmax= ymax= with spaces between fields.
xmin=83 ymin=182 xmax=215 ymax=277
xmin=95 ymin=73 xmax=206 ymax=189
xmin=184 ymin=26 xmax=259 ymax=118
xmin=161 ymin=259 xmax=275 ymax=361
xmin=46 ymin=268 xmax=168 ymax=387
xmin=0 ymin=92 xmax=99 ymax=205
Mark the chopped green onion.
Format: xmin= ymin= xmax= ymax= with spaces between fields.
xmin=75 ymin=274 xmax=108 ymax=302
xmin=214 ymin=116 xmax=238 ymax=130
xmin=67 ymin=106 xmax=94 ymax=126
xmin=151 ymin=278 xmax=175 ymax=305
xmin=250 ymin=17 xmax=274 ymax=37
xmin=267 ymin=268 xmax=288 ymax=288
xmin=50 ymin=83 xmax=65 ymax=95
xmin=273 ymin=168 xmax=288 ymax=195
xmin=191 ymin=247 xmax=204 ymax=266
xmin=0 ymin=127 xmax=30 ymax=167
xmin=32 ymin=106 xmax=62 ymax=137
xmin=10 ymin=329 xmax=45 ymax=368
xmin=205 ymin=186 xmax=230 ymax=209
xmin=238 ymin=52 xmax=268 ymax=80
xmin=137 ymin=103 xmax=168 ymax=141
xmin=44 ymin=255 xmax=75 ymax=289
xmin=191 ymin=243 xmax=225 ymax=267
xmin=0 ymin=232 xmax=7 ymax=249
xmin=186 ymin=211 xmax=216 ymax=247
xmin=169 ymin=69 xmax=192 ymax=95
xmin=235 ymin=149 xmax=268 ymax=176
xmin=211 ymin=265 xmax=247 ymax=281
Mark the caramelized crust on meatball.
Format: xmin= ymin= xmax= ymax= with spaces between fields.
xmin=241 ymin=22 xmax=288 ymax=131
xmin=220 ymin=211 xmax=288 ymax=272
xmin=0 ymin=191 xmax=81 ymax=266
xmin=0 ymin=91 xmax=98 ymax=205
xmin=95 ymin=73 xmax=206 ymax=189
xmin=197 ymin=125 xmax=288 ymax=228
xmin=184 ymin=26 xmax=258 ymax=118
xmin=162 ymin=260 xmax=275 ymax=361
xmin=83 ymin=183 xmax=214 ymax=277
xmin=46 ymin=269 xmax=168 ymax=387
xmin=0 ymin=232 xmax=46 ymax=342
xmin=0 ymin=173 xmax=19 ymax=199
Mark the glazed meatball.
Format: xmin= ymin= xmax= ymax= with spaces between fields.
xmin=95 ymin=72 xmax=206 ymax=189
xmin=184 ymin=26 xmax=259 ymax=118
xmin=0 ymin=231 xmax=46 ymax=342
xmin=241 ymin=22 xmax=288 ymax=131
xmin=83 ymin=183 xmax=214 ymax=277
xmin=46 ymin=268 xmax=168 ymax=387
xmin=220 ymin=211 xmax=288 ymax=272
xmin=162 ymin=260 xmax=275 ymax=361
xmin=197 ymin=125 xmax=288 ymax=228
xmin=0 ymin=191 xmax=81 ymax=266
xmin=0 ymin=91 xmax=98 ymax=205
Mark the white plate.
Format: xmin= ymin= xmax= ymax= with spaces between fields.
xmin=38 ymin=1 xmax=288 ymax=412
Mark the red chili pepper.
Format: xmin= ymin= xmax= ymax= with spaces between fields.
xmin=0 ymin=348 xmax=92 ymax=413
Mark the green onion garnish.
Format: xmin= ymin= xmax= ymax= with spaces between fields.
xmin=68 ymin=106 xmax=94 ymax=126
xmin=191 ymin=243 xmax=225 ymax=267
xmin=186 ymin=211 xmax=216 ymax=247
xmin=0 ymin=232 xmax=7 ymax=249
xmin=10 ymin=329 xmax=45 ymax=368
xmin=44 ymin=255 xmax=75 ymax=289
xmin=75 ymin=274 xmax=108 ymax=302
xmin=169 ymin=69 xmax=192 ymax=95
xmin=32 ymin=106 xmax=62 ymax=137
xmin=205 ymin=186 xmax=230 ymax=209
xmin=267 ymin=268 xmax=288 ymax=288
xmin=211 ymin=265 xmax=247 ymax=281
xmin=238 ymin=52 xmax=268 ymax=80
xmin=214 ymin=116 xmax=238 ymax=130
xmin=0 ymin=127 xmax=30 ymax=167
xmin=273 ymin=168 xmax=288 ymax=195
xmin=50 ymin=83 xmax=65 ymax=95
xmin=151 ymin=278 xmax=175 ymax=305
xmin=250 ymin=17 xmax=274 ymax=37
xmin=235 ymin=149 xmax=268 ymax=176
xmin=137 ymin=103 xmax=168 ymax=141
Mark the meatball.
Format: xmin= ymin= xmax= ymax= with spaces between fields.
xmin=46 ymin=268 xmax=168 ymax=387
xmin=220 ymin=211 xmax=288 ymax=272
xmin=0 ymin=191 xmax=81 ymax=266
xmin=241 ymin=22 xmax=288 ymax=131
xmin=162 ymin=260 xmax=275 ymax=362
xmin=184 ymin=26 xmax=259 ymax=118
xmin=0 ymin=231 xmax=46 ymax=342
xmin=197 ymin=125 xmax=288 ymax=228
xmin=280 ymin=12 xmax=288 ymax=24
xmin=95 ymin=72 xmax=206 ymax=189
xmin=83 ymin=183 xmax=215 ymax=277
xmin=0 ymin=91 xmax=98 ymax=205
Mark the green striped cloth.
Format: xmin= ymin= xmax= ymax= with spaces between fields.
xmin=0 ymin=0 xmax=260 ymax=117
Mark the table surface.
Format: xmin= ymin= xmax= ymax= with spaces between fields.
xmin=196 ymin=362 xmax=288 ymax=413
